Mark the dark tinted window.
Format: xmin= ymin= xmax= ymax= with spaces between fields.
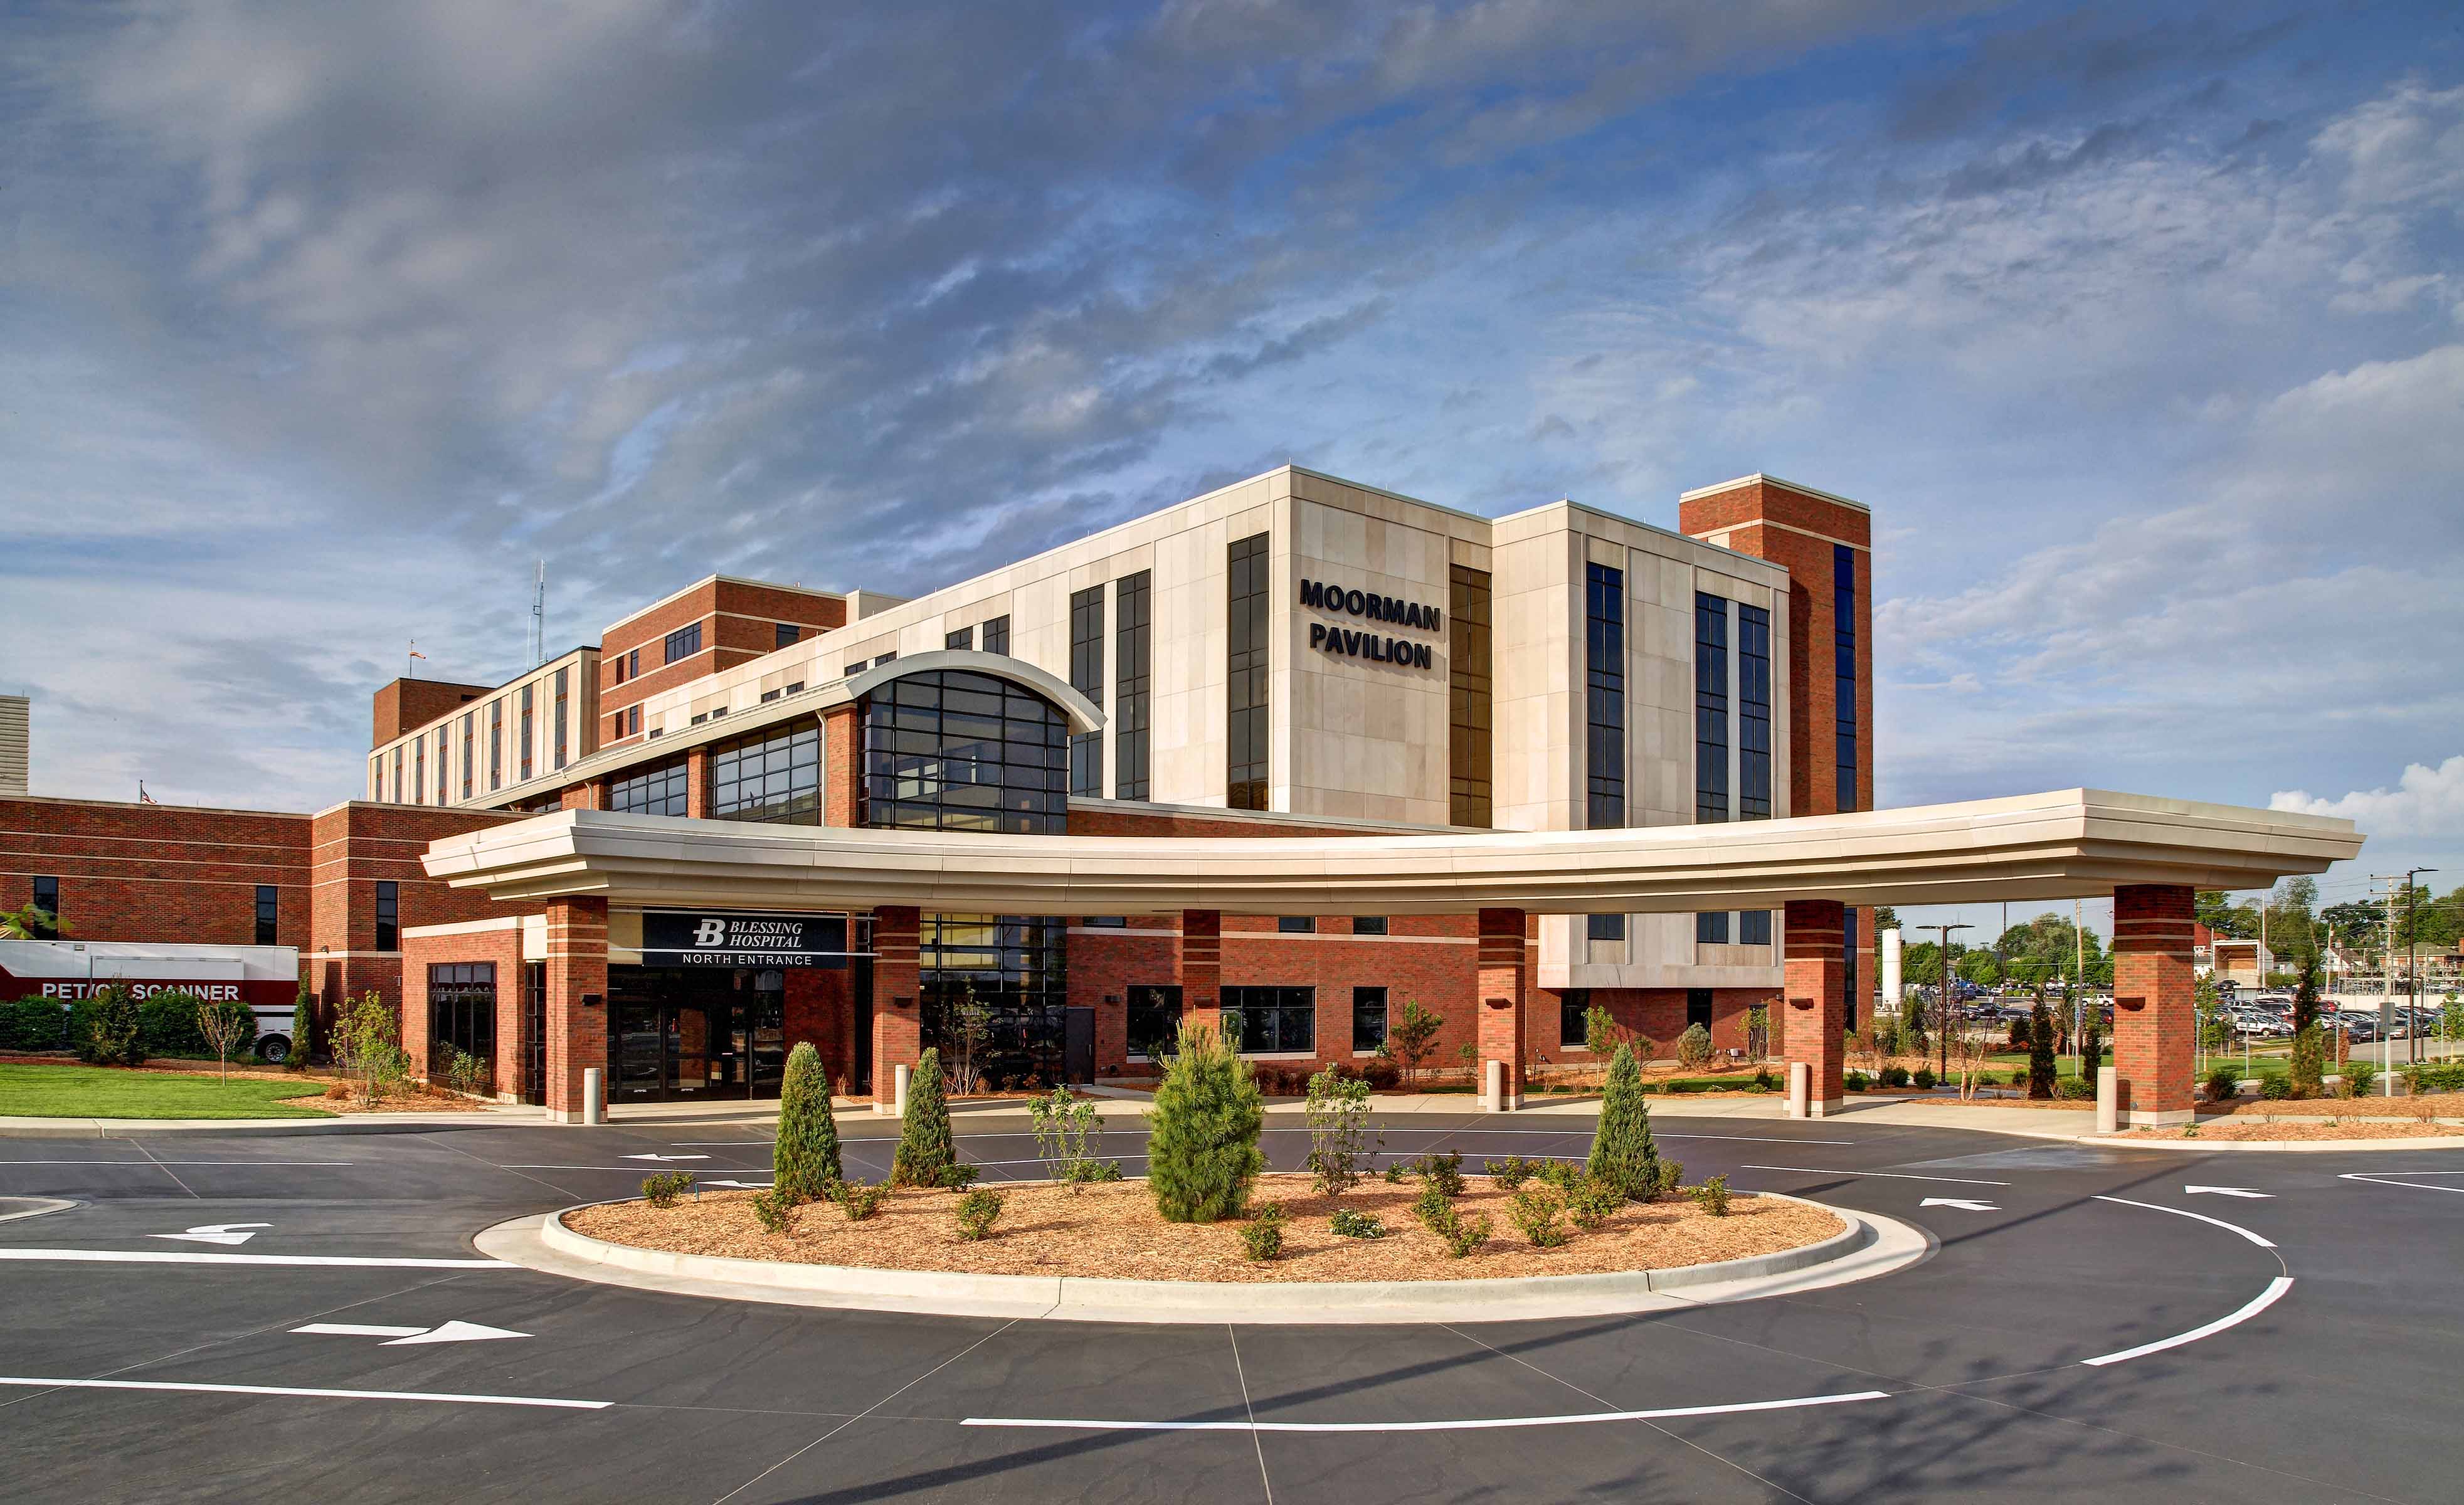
xmin=1223 ymin=985 xmax=1314 ymax=1054
xmin=1585 ymin=562 xmax=1624 ymax=828
xmin=1560 ymin=988 xmax=1590 ymax=1048
xmin=1277 ymin=916 xmax=1315 ymax=934
xmin=1069 ymin=585 xmax=1104 ymax=796
xmin=1114 ymin=571 xmax=1151 ymax=800
xmin=1740 ymin=909 xmax=1772 ymax=946
xmin=29 ymin=875 xmax=60 ymax=937
xmin=1449 ymin=564 xmax=1493 ymax=826
xmin=711 ymin=724 xmax=821 ymax=825
xmin=255 ymin=885 xmax=278 ymax=946
xmin=1695 ymin=911 xmax=1729 ymax=945
xmin=980 ymin=616 xmax=1010 ymax=655
xmin=1686 ymin=988 xmax=1715 ymax=1032
xmin=426 ymin=961 xmax=497 ymax=1079
xmin=945 ymin=625 xmax=973 ymax=651
xmin=1126 ymin=983 xmax=1182 ymax=1059
xmin=1352 ymin=916 xmax=1387 ymax=936
xmin=1228 ymin=534 xmax=1269 ymax=808
xmin=1695 ymin=593 xmax=1729 ymax=822
xmin=1351 ymin=986 xmax=1388 ymax=1052
xmin=1835 ymin=544 xmax=1858 ymax=813
xmin=609 ymin=757 xmax=690 ymax=817
xmin=665 ymin=623 xmax=702 ymax=664
xmin=860 ymin=669 xmax=1068 ymax=835
xmin=374 ymin=880 xmax=399 ymax=952
xmin=1588 ymin=912 xmax=1626 ymax=942
xmin=776 ymin=622 xmax=800 ymax=648
xmin=1738 ymin=603 xmax=1771 ymax=819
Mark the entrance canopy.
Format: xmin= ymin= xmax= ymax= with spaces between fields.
xmin=423 ymin=788 xmax=2362 ymax=916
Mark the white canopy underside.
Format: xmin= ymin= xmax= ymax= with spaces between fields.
xmin=423 ymin=788 xmax=2362 ymax=917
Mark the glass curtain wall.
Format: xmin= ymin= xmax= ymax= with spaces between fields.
xmin=1227 ymin=533 xmax=1270 ymax=809
xmin=1585 ymin=562 xmax=1626 ymax=829
xmin=1449 ymin=564 xmax=1493 ymax=826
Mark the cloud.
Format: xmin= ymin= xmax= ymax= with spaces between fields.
xmin=2273 ymin=756 xmax=2464 ymax=838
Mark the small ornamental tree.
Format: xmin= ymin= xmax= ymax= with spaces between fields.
xmin=773 ymin=1042 xmax=842 ymax=1202
xmin=327 ymin=991 xmax=404 ymax=1105
xmin=892 ymin=1047 xmax=956 ymax=1187
xmin=1147 ymin=1022 xmax=1264 ymax=1223
xmin=288 ymin=984 xmax=317 ymax=1069
xmin=195 ymin=997 xmax=251 ymax=1084
xmin=1675 ymin=1022 xmax=1714 ymax=1070
xmin=2288 ymin=953 xmax=2325 ymax=1097
xmin=2027 ymin=1003 xmax=2056 ymax=1100
xmin=1586 ymin=1043 xmax=1659 ymax=1201
xmin=1385 ymin=999 xmax=1444 ymax=1087
xmin=1302 ymin=1064 xmax=1377 ymax=1195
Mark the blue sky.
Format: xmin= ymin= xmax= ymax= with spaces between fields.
xmin=4 ymin=2 xmax=2460 ymax=938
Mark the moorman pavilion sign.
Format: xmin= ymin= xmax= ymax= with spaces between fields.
xmin=1299 ymin=578 xmax=1440 ymax=670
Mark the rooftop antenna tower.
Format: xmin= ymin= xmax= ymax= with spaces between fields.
xmin=530 ymin=561 xmax=546 ymax=667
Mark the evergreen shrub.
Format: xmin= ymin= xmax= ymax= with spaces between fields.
xmin=1585 ymin=1045 xmax=1659 ymax=1201
xmin=1146 ymin=1023 xmax=1264 ymax=1223
xmin=773 ymin=1042 xmax=843 ymax=1202
xmin=892 ymin=1047 xmax=956 ymax=1188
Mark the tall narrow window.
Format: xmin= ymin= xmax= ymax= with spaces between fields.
xmin=945 ymin=625 xmax=973 ymax=651
xmin=29 ymin=875 xmax=60 ymax=936
xmin=519 ymin=685 xmax=534 ymax=782
xmin=392 ymin=746 xmax=404 ymax=803
xmin=1069 ymin=584 xmax=1106 ymax=796
xmin=627 ymin=705 xmax=641 ymax=737
xmin=1686 ymin=988 xmax=1715 ymax=1033
xmin=1835 ymin=544 xmax=1858 ymax=813
xmin=373 ymin=880 xmax=399 ymax=952
xmin=437 ymin=727 xmax=450 ymax=803
xmin=1585 ymin=562 xmax=1625 ymax=829
xmin=1228 ymin=533 xmax=1270 ymax=809
xmin=1449 ymin=564 xmax=1493 ymax=826
xmin=413 ymin=738 xmax=425 ymax=806
xmin=1114 ymin=570 xmax=1151 ymax=800
xmin=489 ymin=699 xmax=503 ymax=791
xmin=980 ymin=615 xmax=1010 ymax=655
xmin=460 ymin=712 xmax=475 ymax=800
xmin=1351 ymin=987 xmax=1388 ymax=1052
xmin=255 ymin=884 xmax=279 ymax=946
xmin=1695 ymin=592 xmax=1729 ymax=822
xmin=1843 ymin=907 xmax=1861 ymax=1030
xmin=1738 ymin=602 xmax=1771 ymax=820
xmin=553 ymin=668 xmax=570 ymax=769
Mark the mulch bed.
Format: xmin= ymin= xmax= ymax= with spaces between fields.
xmin=2132 ymin=1118 xmax=2457 ymax=1141
xmin=2208 ymin=1092 xmax=2464 ymax=1121
xmin=567 ymin=1173 xmax=1843 ymax=1284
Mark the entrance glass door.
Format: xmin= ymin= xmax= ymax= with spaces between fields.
xmin=606 ymin=966 xmax=789 ymax=1102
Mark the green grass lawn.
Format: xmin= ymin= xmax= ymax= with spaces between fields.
xmin=0 ymin=1062 xmax=334 ymax=1119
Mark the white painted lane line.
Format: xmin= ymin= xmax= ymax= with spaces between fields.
xmin=2091 ymin=1195 xmax=2277 ymax=1250
xmin=1918 ymin=1198 xmax=1998 ymax=1212
xmin=0 ymin=1249 xmax=512 ymax=1269
xmin=2080 ymin=1276 xmax=2295 ymax=1367
xmin=0 ymin=1167 xmax=352 ymax=1177
xmin=2340 ymin=1171 xmax=2464 ymax=1195
xmin=963 ymin=1388 xmax=1893 ymax=1434
xmin=293 ymin=1324 xmax=428 ymax=1339
xmin=621 ymin=1154 xmax=711 ymax=1162
xmin=1741 ymin=1165 xmax=2010 ymax=1186
xmin=0 ymin=1376 xmax=608 ymax=1410
xmin=2183 ymin=1185 xmax=2271 ymax=1198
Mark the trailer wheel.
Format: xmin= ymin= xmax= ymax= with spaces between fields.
xmin=256 ymin=1034 xmax=292 ymax=1065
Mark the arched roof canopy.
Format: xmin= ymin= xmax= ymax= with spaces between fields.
xmin=846 ymin=650 xmax=1102 ymax=737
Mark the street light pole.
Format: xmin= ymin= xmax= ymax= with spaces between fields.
xmin=1929 ymin=922 xmax=1974 ymax=1084
xmin=2402 ymin=869 xmax=2437 ymax=1090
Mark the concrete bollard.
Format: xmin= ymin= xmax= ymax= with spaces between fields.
xmin=582 ymin=1067 xmax=603 ymax=1127
xmin=1483 ymin=1059 xmax=1506 ymax=1112
xmin=2095 ymin=1065 xmax=2118 ymax=1136
xmin=1787 ymin=1061 xmax=1810 ymax=1119
xmin=894 ymin=1062 xmax=911 ymax=1118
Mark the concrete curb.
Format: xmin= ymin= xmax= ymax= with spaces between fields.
xmin=478 ymin=1190 xmax=1927 ymax=1326
xmin=2082 ymin=1132 xmax=2464 ymax=1154
xmin=0 ymin=1112 xmax=546 ymax=1139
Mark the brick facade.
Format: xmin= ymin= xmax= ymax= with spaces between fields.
xmin=401 ymin=922 xmax=527 ymax=1099
xmin=600 ymin=579 xmax=847 ymax=750
xmin=869 ymin=904 xmax=921 ymax=1102
xmin=1783 ymin=899 xmax=1847 ymax=1114
xmin=2112 ymin=883 xmax=2196 ymax=1126
xmin=542 ymin=897 xmax=608 ymax=1121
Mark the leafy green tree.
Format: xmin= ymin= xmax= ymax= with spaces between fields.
xmin=1385 ymin=998 xmax=1444 ymax=1085
xmin=288 ymin=983 xmax=317 ymax=1067
xmin=1586 ymin=1044 xmax=1659 ymax=1201
xmin=1146 ymin=1023 xmax=1264 ymax=1222
xmin=891 ymin=1047 xmax=956 ymax=1187
xmin=1870 ymin=906 xmax=1900 ymax=932
xmin=327 ymin=990 xmax=405 ymax=1104
xmin=773 ymin=1042 xmax=842 ymax=1201
xmin=0 ymin=903 xmax=64 ymax=940
xmin=79 ymin=981 xmax=145 ymax=1067
xmin=1956 ymin=952 xmax=2002 ymax=988
xmin=2196 ymin=891 xmax=2259 ymax=940
xmin=2027 ymin=1003 xmax=2056 ymax=1100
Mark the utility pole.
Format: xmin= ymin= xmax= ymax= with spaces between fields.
xmin=1930 ymin=922 xmax=1973 ymax=1083
xmin=2074 ymin=897 xmax=2086 ymax=1071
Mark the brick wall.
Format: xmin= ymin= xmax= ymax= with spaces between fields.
xmin=372 ymin=677 xmax=489 ymax=749
xmin=401 ymin=923 xmax=526 ymax=1096
xmin=308 ymin=803 xmax=531 ymax=1017
xmin=1 ymin=795 xmax=312 ymax=949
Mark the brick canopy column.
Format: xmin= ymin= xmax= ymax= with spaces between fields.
xmin=1477 ymin=907 xmax=1528 ymax=1109
xmin=686 ymin=747 xmax=712 ymax=818
xmin=2112 ymin=884 xmax=2196 ymax=1127
xmin=1784 ymin=899 xmax=1846 ymax=1117
xmin=543 ymin=897 xmax=608 ymax=1124
xmin=870 ymin=905 xmax=921 ymax=1105
xmin=1180 ymin=909 xmax=1221 ymax=1042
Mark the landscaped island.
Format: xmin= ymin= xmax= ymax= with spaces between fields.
xmin=566 ymin=1173 xmax=1844 ymax=1283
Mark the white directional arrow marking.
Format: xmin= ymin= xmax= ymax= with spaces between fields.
xmin=621 ymin=1154 xmax=709 ymax=1162
xmin=701 ymin=1180 xmax=773 ymax=1189
xmin=2184 ymin=1185 xmax=2273 ymax=1199
xmin=293 ymin=1321 xmax=529 ymax=1346
xmin=151 ymin=1223 xmax=271 ymax=1247
xmin=1918 ymin=1197 xmax=2000 ymax=1212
